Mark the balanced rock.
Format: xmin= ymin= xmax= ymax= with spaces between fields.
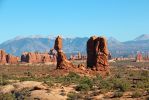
xmin=54 ymin=36 xmax=62 ymax=51
xmin=54 ymin=36 xmax=73 ymax=69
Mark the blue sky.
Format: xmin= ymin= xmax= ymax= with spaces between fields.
xmin=0 ymin=0 xmax=149 ymax=43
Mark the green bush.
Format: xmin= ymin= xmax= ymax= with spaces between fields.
xmin=0 ymin=75 xmax=9 ymax=85
xmin=95 ymin=74 xmax=103 ymax=80
xmin=135 ymin=80 xmax=149 ymax=89
xmin=80 ymin=76 xmax=93 ymax=88
xmin=112 ymin=78 xmax=131 ymax=92
xmin=136 ymin=81 xmax=145 ymax=88
xmin=141 ymin=70 xmax=149 ymax=77
xmin=19 ymin=77 xmax=37 ymax=82
xmin=76 ymin=83 xmax=90 ymax=91
xmin=76 ymin=76 xmax=93 ymax=91
xmin=114 ymin=73 xmax=122 ymax=78
xmin=67 ymin=92 xmax=83 ymax=100
xmin=97 ymin=80 xmax=112 ymax=90
xmin=65 ymin=72 xmax=80 ymax=84
xmin=67 ymin=72 xmax=80 ymax=79
xmin=55 ymin=72 xmax=80 ymax=85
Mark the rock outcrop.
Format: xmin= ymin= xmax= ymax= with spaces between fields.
xmin=54 ymin=36 xmax=73 ymax=69
xmin=54 ymin=36 xmax=62 ymax=52
xmin=87 ymin=36 xmax=97 ymax=68
xmin=94 ymin=37 xmax=109 ymax=71
xmin=6 ymin=54 xmax=18 ymax=64
xmin=0 ymin=50 xmax=19 ymax=64
xmin=21 ymin=52 xmax=52 ymax=63
xmin=108 ymin=52 xmax=112 ymax=60
xmin=87 ymin=36 xmax=110 ymax=75
xmin=0 ymin=50 xmax=7 ymax=64
xmin=136 ymin=52 xmax=143 ymax=62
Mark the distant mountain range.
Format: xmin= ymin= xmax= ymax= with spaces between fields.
xmin=1 ymin=34 xmax=149 ymax=57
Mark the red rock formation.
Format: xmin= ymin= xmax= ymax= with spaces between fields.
xmin=21 ymin=52 xmax=52 ymax=63
xmin=21 ymin=52 xmax=28 ymax=62
xmin=42 ymin=53 xmax=51 ymax=63
xmin=87 ymin=36 xmax=97 ymax=68
xmin=54 ymin=36 xmax=73 ymax=69
xmin=94 ymin=37 xmax=109 ymax=71
xmin=136 ymin=52 xmax=143 ymax=62
xmin=87 ymin=36 xmax=110 ymax=76
xmin=0 ymin=50 xmax=19 ymax=64
xmin=26 ymin=52 xmax=37 ymax=63
xmin=54 ymin=36 xmax=62 ymax=52
xmin=0 ymin=50 xmax=7 ymax=64
xmin=6 ymin=54 xmax=18 ymax=64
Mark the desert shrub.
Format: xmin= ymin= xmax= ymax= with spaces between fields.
xmin=93 ymin=75 xmax=112 ymax=91
xmin=76 ymin=83 xmax=90 ymax=91
xmin=97 ymin=80 xmax=112 ymax=90
xmin=67 ymin=92 xmax=83 ymax=100
xmin=0 ymin=93 xmax=15 ymax=100
xmin=113 ymin=91 xmax=123 ymax=98
xmin=114 ymin=72 xmax=122 ymax=78
xmin=95 ymin=74 xmax=103 ymax=80
xmin=55 ymin=76 xmax=71 ymax=86
xmin=112 ymin=78 xmax=131 ymax=92
xmin=65 ymin=72 xmax=80 ymax=84
xmin=38 ymin=75 xmax=54 ymax=83
xmin=24 ymin=71 xmax=33 ymax=77
xmin=135 ymin=78 xmax=149 ymax=89
xmin=141 ymin=70 xmax=149 ymax=77
xmin=67 ymin=72 xmax=80 ymax=79
xmin=131 ymin=91 xmax=142 ymax=98
xmin=135 ymin=81 xmax=146 ymax=88
xmin=129 ymin=71 xmax=140 ymax=77
xmin=19 ymin=76 xmax=37 ymax=82
xmin=76 ymin=76 xmax=93 ymax=91
xmin=0 ymin=74 xmax=9 ymax=85
xmin=80 ymin=77 xmax=93 ymax=88
xmin=55 ymin=72 xmax=80 ymax=85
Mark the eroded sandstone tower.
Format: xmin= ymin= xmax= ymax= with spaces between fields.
xmin=54 ymin=36 xmax=73 ymax=69
xmin=87 ymin=36 xmax=109 ymax=75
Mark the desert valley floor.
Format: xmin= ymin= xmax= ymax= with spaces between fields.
xmin=0 ymin=60 xmax=149 ymax=100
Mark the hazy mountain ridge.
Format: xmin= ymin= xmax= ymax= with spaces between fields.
xmin=1 ymin=34 xmax=149 ymax=57
xmin=134 ymin=34 xmax=149 ymax=41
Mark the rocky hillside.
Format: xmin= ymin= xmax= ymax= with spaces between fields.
xmin=1 ymin=34 xmax=149 ymax=57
